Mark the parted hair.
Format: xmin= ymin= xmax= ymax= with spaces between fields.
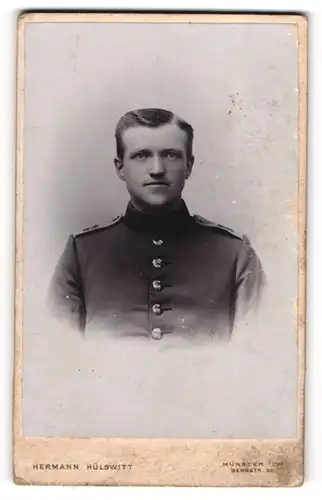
xmin=115 ymin=108 xmax=194 ymax=160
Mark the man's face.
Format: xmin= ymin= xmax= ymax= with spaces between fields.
xmin=114 ymin=123 xmax=194 ymax=212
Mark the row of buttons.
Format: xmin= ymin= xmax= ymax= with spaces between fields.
xmin=151 ymin=239 xmax=164 ymax=339
xmin=153 ymin=240 xmax=163 ymax=269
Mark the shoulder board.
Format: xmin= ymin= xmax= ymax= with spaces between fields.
xmin=193 ymin=214 xmax=243 ymax=240
xmin=74 ymin=216 xmax=123 ymax=237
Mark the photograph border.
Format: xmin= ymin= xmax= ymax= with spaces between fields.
xmin=13 ymin=11 xmax=307 ymax=487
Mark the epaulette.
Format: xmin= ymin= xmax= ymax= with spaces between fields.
xmin=74 ymin=215 xmax=123 ymax=237
xmin=193 ymin=214 xmax=243 ymax=240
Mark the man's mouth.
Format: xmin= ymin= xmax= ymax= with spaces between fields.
xmin=144 ymin=181 xmax=169 ymax=186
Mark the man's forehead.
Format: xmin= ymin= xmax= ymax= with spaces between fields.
xmin=122 ymin=123 xmax=187 ymax=150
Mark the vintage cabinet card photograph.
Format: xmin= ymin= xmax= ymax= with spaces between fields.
xmin=14 ymin=12 xmax=307 ymax=487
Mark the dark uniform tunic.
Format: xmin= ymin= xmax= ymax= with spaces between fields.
xmin=48 ymin=201 xmax=265 ymax=342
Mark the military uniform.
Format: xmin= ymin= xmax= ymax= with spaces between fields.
xmin=48 ymin=201 xmax=265 ymax=341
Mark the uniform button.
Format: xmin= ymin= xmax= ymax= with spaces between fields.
xmin=153 ymin=239 xmax=163 ymax=246
xmin=152 ymin=258 xmax=163 ymax=268
xmin=152 ymin=303 xmax=162 ymax=315
xmin=152 ymin=280 xmax=162 ymax=291
xmin=151 ymin=327 xmax=162 ymax=340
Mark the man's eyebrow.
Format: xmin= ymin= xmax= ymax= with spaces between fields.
xmin=161 ymin=148 xmax=184 ymax=155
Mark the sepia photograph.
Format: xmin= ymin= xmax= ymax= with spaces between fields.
xmin=14 ymin=12 xmax=307 ymax=486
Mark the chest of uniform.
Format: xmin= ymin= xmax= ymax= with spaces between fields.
xmin=78 ymin=227 xmax=236 ymax=304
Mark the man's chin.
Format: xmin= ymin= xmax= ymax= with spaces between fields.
xmin=132 ymin=194 xmax=181 ymax=213
xmin=141 ymin=192 xmax=173 ymax=205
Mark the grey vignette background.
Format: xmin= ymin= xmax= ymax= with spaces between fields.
xmin=22 ymin=21 xmax=299 ymax=438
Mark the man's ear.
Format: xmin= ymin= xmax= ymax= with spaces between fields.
xmin=114 ymin=157 xmax=125 ymax=181
xmin=185 ymin=155 xmax=195 ymax=180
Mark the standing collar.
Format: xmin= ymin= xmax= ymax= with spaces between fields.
xmin=124 ymin=200 xmax=193 ymax=234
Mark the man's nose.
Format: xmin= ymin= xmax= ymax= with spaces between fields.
xmin=150 ymin=155 xmax=165 ymax=176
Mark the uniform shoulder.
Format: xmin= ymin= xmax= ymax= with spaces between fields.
xmin=74 ymin=215 xmax=123 ymax=238
xmin=193 ymin=214 xmax=244 ymax=241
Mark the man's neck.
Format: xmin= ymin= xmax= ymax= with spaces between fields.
xmin=124 ymin=198 xmax=191 ymax=234
xmin=130 ymin=198 xmax=183 ymax=216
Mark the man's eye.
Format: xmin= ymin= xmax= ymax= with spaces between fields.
xmin=136 ymin=152 xmax=148 ymax=159
xmin=165 ymin=151 xmax=178 ymax=159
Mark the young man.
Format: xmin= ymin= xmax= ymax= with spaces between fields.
xmin=49 ymin=108 xmax=265 ymax=341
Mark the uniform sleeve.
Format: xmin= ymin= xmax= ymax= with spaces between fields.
xmin=47 ymin=235 xmax=86 ymax=331
xmin=234 ymin=235 xmax=266 ymax=319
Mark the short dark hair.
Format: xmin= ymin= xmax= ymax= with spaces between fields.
xmin=115 ymin=108 xmax=194 ymax=160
